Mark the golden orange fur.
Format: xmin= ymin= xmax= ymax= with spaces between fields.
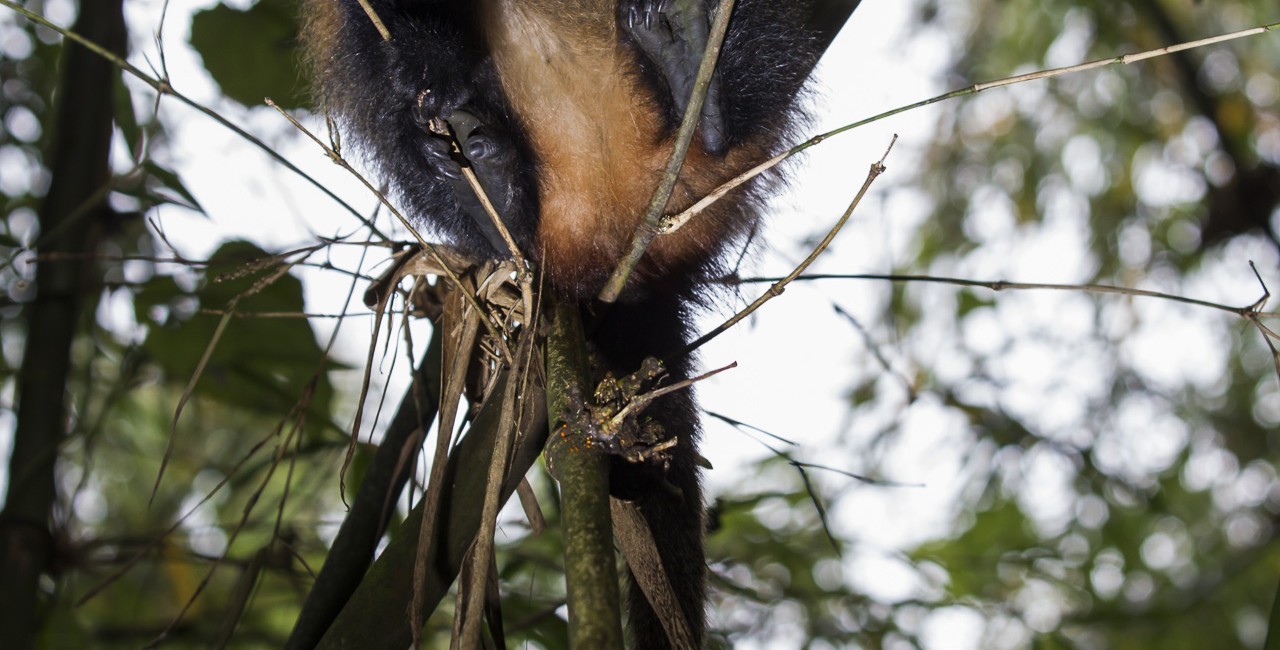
xmin=482 ymin=0 xmax=764 ymax=291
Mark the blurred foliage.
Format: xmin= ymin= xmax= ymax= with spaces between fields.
xmin=1 ymin=0 xmax=1278 ymax=648
xmin=189 ymin=0 xmax=306 ymax=110
xmin=823 ymin=0 xmax=1280 ymax=647
xmin=138 ymin=241 xmax=342 ymax=436
xmin=2 ymin=3 xmax=346 ymax=642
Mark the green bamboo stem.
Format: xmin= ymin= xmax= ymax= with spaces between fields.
xmin=544 ymin=300 xmax=625 ymax=648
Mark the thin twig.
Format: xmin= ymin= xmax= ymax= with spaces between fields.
xmin=196 ymin=309 xmax=374 ymax=319
xmin=77 ymin=423 xmax=284 ymax=606
xmin=609 ymin=362 xmax=739 ymax=430
xmin=354 ymin=0 xmax=391 ymax=41
xmin=703 ymin=410 xmax=798 ymax=447
xmin=741 ymin=263 xmax=1280 ymax=387
xmin=459 ymin=163 xmax=529 ymax=271
xmin=145 ymin=403 xmax=312 ymax=648
xmin=1241 ymin=262 xmax=1280 ymax=386
xmin=149 ymin=256 xmax=300 ymax=504
xmin=665 ymin=19 xmax=1280 ymax=232
xmin=681 ymin=136 xmax=897 ymax=356
xmin=830 ymin=303 xmax=917 ymax=402
xmin=710 ymin=412 xmax=918 ymax=487
xmin=737 ymin=272 xmax=1266 ymax=318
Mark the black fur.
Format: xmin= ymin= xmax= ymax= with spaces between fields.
xmin=314 ymin=0 xmax=541 ymax=255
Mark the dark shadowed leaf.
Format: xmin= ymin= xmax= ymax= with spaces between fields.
xmin=189 ymin=0 xmax=304 ymax=109
xmin=141 ymin=241 xmax=339 ymax=436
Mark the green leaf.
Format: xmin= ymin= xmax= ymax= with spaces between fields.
xmin=914 ymin=497 xmax=1039 ymax=600
xmin=133 ymin=275 xmax=187 ymax=325
xmin=188 ymin=0 xmax=305 ymax=109
xmin=956 ymin=289 xmax=994 ymax=318
xmin=112 ymin=73 xmax=141 ymax=158
xmin=141 ymin=241 xmax=339 ymax=435
xmin=142 ymin=161 xmax=206 ymax=214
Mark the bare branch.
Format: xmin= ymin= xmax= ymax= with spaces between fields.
xmin=681 ymin=136 xmax=897 ymax=356
xmin=666 ymin=19 xmax=1280 ymax=233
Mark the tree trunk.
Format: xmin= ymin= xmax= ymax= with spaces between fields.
xmin=0 ymin=1 xmax=125 ymax=646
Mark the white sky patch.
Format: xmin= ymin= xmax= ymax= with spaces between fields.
xmin=1062 ymin=134 xmax=1106 ymax=196
xmin=1121 ymin=302 xmax=1228 ymax=392
xmin=1016 ymin=444 xmax=1077 ymax=538
xmin=1043 ymin=9 xmax=1095 ymax=70
xmin=1133 ymin=142 xmax=1209 ymax=207
xmin=847 ymin=546 xmax=927 ymax=604
xmin=1095 ymin=394 xmax=1190 ymax=482
xmin=922 ymin=606 xmax=984 ymax=650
